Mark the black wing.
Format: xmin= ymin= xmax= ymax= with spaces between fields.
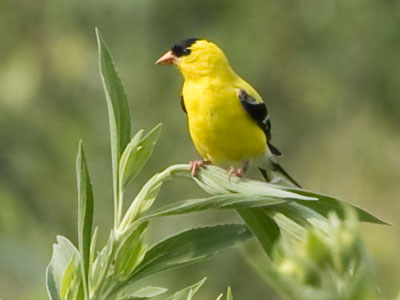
xmin=180 ymin=95 xmax=187 ymax=113
xmin=238 ymin=89 xmax=282 ymax=156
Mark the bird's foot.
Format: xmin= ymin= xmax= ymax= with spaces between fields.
xmin=189 ymin=160 xmax=211 ymax=176
xmin=228 ymin=167 xmax=244 ymax=178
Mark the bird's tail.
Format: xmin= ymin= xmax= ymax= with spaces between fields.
xmin=258 ymin=157 xmax=301 ymax=188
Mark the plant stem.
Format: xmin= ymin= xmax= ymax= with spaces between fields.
xmin=117 ymin=164 xmax=190 ymax=234
xmin=117 ymin=188 xmax=124 ymax=228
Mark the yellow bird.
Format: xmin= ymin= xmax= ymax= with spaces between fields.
xmin=156 ymin=39 xmax=300 ymax=187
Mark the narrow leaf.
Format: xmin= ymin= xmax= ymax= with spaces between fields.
xmin=60 ymin=256 xmax=77 ymax=300
xmin=120 ymin=124 xmax=162 ymax=188
xmin=76 ymin=141 xmax=94 ymax=298
xmin=288 ymin=190 xmax=390 ymax=225
xmin=96 ymin=27 xmax=131 ymax=209
xmin=194 ymin=166 xmax=316 ymax=201
xmin=88 ymin=226 xmax=98 ymax=284
xmin=120 ymin=170 xmax=166 ymax=228
xmin=130 ymin=224 xmax=252 ymax=281
xmin=46 ymin=236 xmax=79 ymax=299
xmin=237 ymin=208 xmax=280 ymax=256
xmin=46 ymin=263 xmax=60 ymax=300
xmin=167 ymin=278 xmax=206 ymax=300
xmin=267 ymin=202 xmax=329 ymax=233
xmin=215 ymin=294 xmax=223 ymax=300
xmin=91 ymin=231 xmax=115 ymax=293
xmin=170 ymin=164 xmax=385 ymax=226
xmin=119 ymin=130 xmax=144 ymax=186
xmin=118 ymin=286 xmax=168 ymax=300
xmin=114 ymin=222 xmax=148 ymax=280
xmin=226 ymin=287 xmax=233 ymax=300
xmin=70 ymin=270 xmax=85 ymax=300
xmin=270 ymin=213 xmax=307 ymax=241
xmin=143 ymin=194 xmax=286 ymax=220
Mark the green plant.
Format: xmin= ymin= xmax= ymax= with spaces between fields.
xmin=248 ymin=209 xmax=381 ymax=300
xmin=45 ymin=28 xmax=386 ymax=300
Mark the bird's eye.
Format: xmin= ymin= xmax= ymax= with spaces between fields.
xmin=171 ymin=45 xmax=191 ymax=57
xmin=171 ymin=38 xmax=198 ymax=57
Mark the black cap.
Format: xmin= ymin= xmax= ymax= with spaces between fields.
xmin=171 ymin=38 xmax=198 ymax=57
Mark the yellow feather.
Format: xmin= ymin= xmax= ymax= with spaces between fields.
xmin=177 ymin=40 xmax=267 ymax=166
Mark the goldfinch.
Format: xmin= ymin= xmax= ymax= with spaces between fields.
xmin=156 ymin=39 xmax=300 ymax=187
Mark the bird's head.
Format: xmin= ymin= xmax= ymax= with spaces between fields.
xmin=155 ymin=39 xmax=233 ymax=79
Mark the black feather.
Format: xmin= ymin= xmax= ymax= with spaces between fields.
xmin=238 ymin=89 xmax=282 ymax=156
xmin=259 ymin=165 xmax=301 ymax=188
xmin=171 ymin=38 xmax=198 ymax=57
xmin=268 ymin=143 xmax=282 ymax=156
xmin=258 ymin=168 xmax=272 ymax=182
xmin=270 ymin=162 xmax=302 ymax=188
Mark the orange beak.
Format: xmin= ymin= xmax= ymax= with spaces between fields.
xmin=155 ymin=50 xmax=177 ymax=66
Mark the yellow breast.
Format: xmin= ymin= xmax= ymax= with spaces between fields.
xmin=182 ymin=76 xmax=267 ymax=166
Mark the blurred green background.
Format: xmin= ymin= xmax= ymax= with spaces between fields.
xmin=1 ymin=0 xmax=399 ymax=299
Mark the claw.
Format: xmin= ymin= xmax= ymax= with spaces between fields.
xmin=189 ymin=160 xmax=211 ymax=176
xmin=236 ymin=168 xmax=244 ymax=177
xmin=228 ymin=167 xmax=244 ymax=179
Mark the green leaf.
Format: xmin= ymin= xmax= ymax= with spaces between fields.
xmin=46 ymin=263 xmax=60 ymax=300
xmin=119 ymin=130 xmax=144 ymax=185
xmin=143 ymin=194 xmax=286 ymax=220
xmin=46 ymin=236 xmax=79 ymax=300
xmin=76 ymin=141 xmax=94 ymax=298
xmin=237 ymin=208 xmax=280 ymax=256
xmin=183 ymin=164 xmax=387 ymax=224
xmin=90 ymin=231 xmax=115 ymax=294
xmin=114 ymin=222 xmax=148 ymax=280
xmin=120 ymin=170 xmax=166 ymax=229
xmin=120 ymin=124 xmax=162 ymax=188
xmin=96 ymin=27 xmax=131 ymax=213
xmin=88 ymin=226 xmax=98 ymax=282
xmin=270 ymin=213 xmax=307 ymax=241
xmin=193 ymin=166 xmax=316 ymax=201
xmin=70 ymin=273 xmax=85 ymax=300
xmin=266 ymin=202 xmax=329 ymax=237
xmin=130 ymin=224 xmax=252 ymax=281
xmin=167 ymin=278 xmax=206 ymax=300
xmin=60 ymin=256 xmax=83 ymax=300
xmin=60 ymin=256 xmax=77 ymax=300
xmin=226 ymin=287 xmax=233 ymax=300
xmin=117 ymin=286 xmax=168 ymax=300
xmin=287 ymin=190 xmax=390 ymax=225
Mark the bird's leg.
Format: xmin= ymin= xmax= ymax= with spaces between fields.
xmin=228 ymin=166 xmax=244 ymax=178
xmin=189 ymin=160 xmax=211 ymax=176
xmin=228 ymin=161 xmax=249 ymax=179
